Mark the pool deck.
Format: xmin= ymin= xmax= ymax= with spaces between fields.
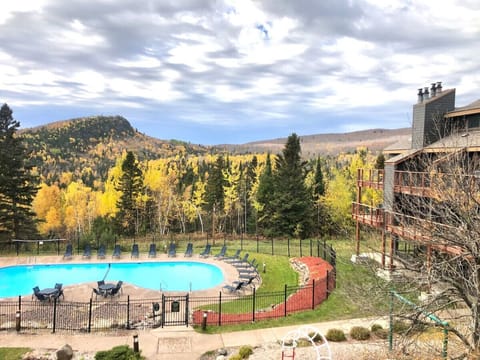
xmin=0 ymin=253 xmax=241 ymax=302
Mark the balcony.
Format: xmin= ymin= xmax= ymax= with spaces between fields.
xmin=356 ymin=169 xmax=383 ymax=190
xmin=352 ymin=202 xmax=384 ymax=227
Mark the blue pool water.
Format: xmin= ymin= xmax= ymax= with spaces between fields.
xmin=0 ymin=261 xmax=224 ymax=298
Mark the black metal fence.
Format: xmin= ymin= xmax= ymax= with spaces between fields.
xmin=0 ymin=239 xmax=336 ymax=333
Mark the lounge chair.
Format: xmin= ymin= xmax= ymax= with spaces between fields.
xmin=32 ymin=286 xmax=48 ymax=301
xmin=148 ymin=243 xmax=157 ymax=258
xmin=235 ymin=258 xmax=257 ymax=269
xmin=222 ymin=281 xmax=245 ymax=293
xmin=199 ymin=244 xmax=211 ymax=258
xmin=112 ymin=244 xmax=121 ymax=259
xmin=63 ymin=243 xmax=73 ymax=260
xmin=224 ymin=249 xmax=241 ymax=262
xmin=97 ymin=244 xmax=106 ymax=259
xmin=231 ymin=253 xmax=249 ymax=266
xmin=214 ymin=245 xmax=227 ymax=259
xmin=238 ymin=263 xmax=259 ymax=277
xmin=184 ymin=243 xmax=193 ymax=257
xmin=131 ymin=244 xmax=139 ymax=258
xmin=235 ymin=275 xmax=257 ymax=289
xmin=168 ymin=243 xmax=176 ymax=257
xmin=82 ymin=244 xmax=91 ymax=259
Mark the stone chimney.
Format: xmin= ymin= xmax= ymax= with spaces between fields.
xmin=417 ymin=88 xmax=424 ymax=103
xmin=430 ymin=83 xmax=437 ymax=97
xmin=423 ymin=87 xmax=430 ymax=100
xmin=436 ymin=81 xmax=442 ymax=94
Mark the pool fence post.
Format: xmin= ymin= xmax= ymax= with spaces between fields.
xmin=312 ymin=279 xmax=315 ymax=309
xmin=310 ymin=239 xmax=313 ymax=256
xmin=52 ymin=297 xmax=57 ymax=333
xmin=127 ymin=295 xmax=130 ymax=329
xmin=218 ymin=292 xmax=222 ymax=326
xmin=88 ymin=298 xmax=92 ymax=333
xmin=185 ymin=294 xmax=189 ymax=327
xmin=288 ymin=238 xmax=290 ymax=257
xmin=284 ymin=284 xmax=287 ymax=317
xmin=252 ymin=287 xmax=256 ymax=323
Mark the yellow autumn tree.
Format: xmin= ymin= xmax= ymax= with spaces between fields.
xmin=32 ymin=183 xmax=64 ymax=235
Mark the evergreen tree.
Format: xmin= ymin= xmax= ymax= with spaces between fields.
xmin=256 ymin=153 xmax=275 ymax=236
xmin=203 ymin=155 xmax=225 ymax=234
xmin=374 ymin=151 xmax=385 ymax=169
xmin=271 ymin=133 xmax=314 ymax=238
xmin=313 ymin=157 xmax=325 ymax=198
xmin=0 ymin=104 xmax=39 ymax=240
xmin=115 ymin=151 xmax=143 ymax=236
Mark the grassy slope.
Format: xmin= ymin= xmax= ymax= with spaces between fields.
xmin=200 ymin=238 xmax=391 ymax=333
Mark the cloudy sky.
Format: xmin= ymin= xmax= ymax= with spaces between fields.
xmin=1 ymin=0 xmax=479 ymax=145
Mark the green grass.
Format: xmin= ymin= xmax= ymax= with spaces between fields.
xmin=196 ymin=237 xmax=393 ymax=333
xmin=0 ymin=348 xmax=32 ymax=360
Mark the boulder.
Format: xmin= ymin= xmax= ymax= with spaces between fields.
xmin=56 ymin=344 xmax=73 ymax=360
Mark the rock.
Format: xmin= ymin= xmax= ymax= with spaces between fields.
xmin=217 ymin=348 xmax=228 ymax=356
xmin=56 ymin=344 xmax=73 ymax=360
xmin=215 ymin=356 xmax=226 ymax=360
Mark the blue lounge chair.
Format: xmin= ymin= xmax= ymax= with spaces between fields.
xmin=148 ymin=243 xmax=157 ymax=258
xmin=222 ymin=281 xmax=245 ymax=294
xmin=214 ymin=245 xmax=227 ymax=259
xmin=184 ymin=243 xmax=193 ymax=257
xmin=232 ymin=253 xmax=249 ymax=266
xmin=199 ymin=244 xmax=211 ymax=258
xmin=168 ymin=243 xmax=176 ymax=257
xmin=97 ymin=244 xmax=106 ymax=259
xmin=112 ymin=244 xmax=121 ymax=259
xmin=82 ymin=244 xmax=91 ymax=259
xmin=131 ymin=244 xmax=139 ymax=258
xmin=63 ymin=243 xmax=73 ymax=260
xmin=224 ymin=249 xmax=241 ymax=262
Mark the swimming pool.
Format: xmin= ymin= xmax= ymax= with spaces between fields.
xmin=0 ymin=261 xmax=225 ymax=298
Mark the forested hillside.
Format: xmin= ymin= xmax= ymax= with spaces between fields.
xmin=20 ymin=115 xmax=209 ymax=186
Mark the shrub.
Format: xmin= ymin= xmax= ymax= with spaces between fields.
xmin=326 ymin=328 xmax=346 ymax=342
xmin=392 ymin=320 xmax=410 ymax=334
xmin=349 ymin=326 xmax=371 ymax=340
xmin=95 ymin=345 xmax=144 ymax=360
xmin=229 ymin=355 xmax=242 ymax=360
xmin=371 ymin=323 xmax=383 ymax=332
xmin=238 ymin=345 xmax=253 ymax=358
xmin=373 ymin=328 xmax=389 ymax=339
xmin=308 ymin=331 xmax=324 ymax=343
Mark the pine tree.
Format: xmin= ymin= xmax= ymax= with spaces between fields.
xmin=115 ymin=151 xmax=143 ymax=236
xmin=256 ymin=153 xmax=275 ymax=236
xmin=0 ymin=103 xmax=39 ymax=240
xmin=204 ymin=155 xmax=225 ymax=235
xmin=271 ymin=133 xmax=314 ymax=238
xmin=374 ymin=152 xmax=385 ymax=169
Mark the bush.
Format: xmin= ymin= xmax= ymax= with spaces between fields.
xmin=326 ymin=328 xmax=346 ymax=342
xmin=392 ymin=320 xmax=410 ymax=334
xmin=373 ymin=328 xmax=389 ymax=339
xmin=371 ymin=323 xmax=383 ymax=332
xmin=229 ymin=355 xmax=242 ymax=360
xmin=95 ymin=345 xmax=144 ymax=360
xmin=349 ymin=326 xmax=371 ymax=340
xmin=238 ymin=345 xmax=253 ymax=358
xmin=308 ymin=331 xmax=324 ymax=343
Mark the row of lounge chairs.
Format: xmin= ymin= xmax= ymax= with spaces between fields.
xmin=62 ymin=242 xmax=252 ymax=262
xmin=219 ymin=248 xmax=261 ymax=294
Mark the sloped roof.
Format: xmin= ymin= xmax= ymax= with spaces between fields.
xmin=445 ymin=99 xmax=480 ymax=118
xmin=423 ymin=130 xmax=480 ymax=151
xmin=383 ymin=136 xmax=412 ymax=154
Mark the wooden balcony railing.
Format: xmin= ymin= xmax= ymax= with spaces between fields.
xmin=351 ymin=202 xmax=384 ymax=227
xmin=356 ymin=168 xmax=384 ymax=189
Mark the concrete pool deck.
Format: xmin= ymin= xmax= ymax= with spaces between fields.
xmin=0 ymin=252 xmax=241 ymax=302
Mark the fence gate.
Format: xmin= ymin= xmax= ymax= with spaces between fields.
xmin=161 ymin=294 xmax=189 ymax=327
